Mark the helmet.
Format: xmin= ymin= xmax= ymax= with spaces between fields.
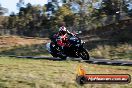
xmin=59 ymin=26 xmax=67 ymax=35
xmin=59 ymin=26 xmax=66 ymax=31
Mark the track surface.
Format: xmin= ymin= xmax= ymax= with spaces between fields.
xmin=10 ymin=56 xmax=132 ymax=66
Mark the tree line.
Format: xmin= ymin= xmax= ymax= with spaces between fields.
xmin=0 ymin=0 xmax=132 ymax=37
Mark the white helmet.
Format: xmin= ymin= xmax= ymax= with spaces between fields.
xmin=59 ymin=26 xmax=67 ymax=35
xmin=59 ymin=26 xmax=66 ymax=32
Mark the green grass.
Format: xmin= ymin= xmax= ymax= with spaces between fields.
xmin=0 ymin=56 xmax=131 ymax=88
xmin=0 ymin=35 xmax=131 ymax=60
xmin=89 ymin=43 xmax=132 ymax=60
xmin=0 ymin=44 xmax=50 ymax=56
xmin=0 ymin=42 xmax=132 ymax=61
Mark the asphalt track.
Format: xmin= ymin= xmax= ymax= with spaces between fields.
xmin=7 ymin=55 xmax=132 ymax=66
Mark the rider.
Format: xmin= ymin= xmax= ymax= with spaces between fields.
xmin=59 ymin=22 xmax=75 ymax=45
xmin=52 ymin=22 xmax=75 ymax=53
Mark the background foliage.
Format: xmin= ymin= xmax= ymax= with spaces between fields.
xmin=0 ymin=0 xmax=132 ymax=38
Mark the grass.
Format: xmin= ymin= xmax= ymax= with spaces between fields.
xmin=0 ymin=36 xmax=132 ymax=87
xmin=89 ymin=43 xmax=132 ymax=60
xmin=0 ymin=35 xmax=48 ymax=56
xmin=0 ymin=56 xmax=131 ymax=88
xmin=0 ymin=42 xmax=132 ymax=61
xmin=0 ymin=36 xmax=132 ymax=60
xmin=0 ymin=44 xmax=50 ymax=56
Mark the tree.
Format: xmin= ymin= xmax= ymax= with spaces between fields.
xmin=0 ymin=4 xmax=8 ymax=15
xmin=17 ymin=0 xmax=25 ymax=9
xmin=55 ymin=4 xmax=74 ymax=26
xmin=123 ymin=0 xmax=132 ymax=16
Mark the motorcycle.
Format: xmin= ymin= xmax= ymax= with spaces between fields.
xmin=46 ymin=33 xmax=89 ymax=60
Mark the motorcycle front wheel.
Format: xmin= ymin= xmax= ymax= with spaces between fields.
xmin=79 ymin=48 xmax=89 ymax=60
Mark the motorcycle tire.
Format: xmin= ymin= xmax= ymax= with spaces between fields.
xmin=79 ymin=48 xmax=89 ymax=60
xmin=59 ymin=55 xmax=67 ymax=60
xmin=51 ymin=53 xmax=58 ymax=58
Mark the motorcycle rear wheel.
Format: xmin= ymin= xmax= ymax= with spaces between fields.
xmin=59 ymin=55 xmax=67 ymax=60
xmin=51 ymin=53 xmax=58 ymax=57
xmin=51 ymin=45 xmax=67 ymax=60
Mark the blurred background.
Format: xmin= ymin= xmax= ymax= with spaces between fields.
xmin=0 ymin=0 xmax=132 ymax=60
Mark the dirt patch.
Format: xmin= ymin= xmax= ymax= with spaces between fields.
xmin=0 ymin=36 xmax=50 ymax=50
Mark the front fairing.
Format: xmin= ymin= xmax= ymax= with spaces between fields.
xmin=68 ymin=36 xmax=81 ymax=45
